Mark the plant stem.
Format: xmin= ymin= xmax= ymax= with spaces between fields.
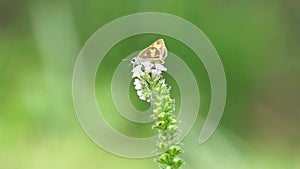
xmin=133 ymin=70 xmax=184 ymax=169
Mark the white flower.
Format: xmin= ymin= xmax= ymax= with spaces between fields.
xmin=134 ymin=79 xmax=140 ymax=85
xmin=134 ymin=83 xmax=142 ymax=90
xmin=141 ymin=61 xmax=154 ymax=73
xmin=136 ymin=90 xmax=146 ymax=100
xmin=131 ymin=65 xmax=143 ymax=77
xmin=134 ymin=79 xmax=142 ymax=90
xmin=137 ymin=90 xmax=143 ymax=97
xmin=140 ymin=95 xmax=146 ymax=100
xmin=152 ymin=64 xmax=167 ymax=75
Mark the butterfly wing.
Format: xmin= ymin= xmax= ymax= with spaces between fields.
xmin=150 ymin=39 xmax=167 ymax=60
xmin=138 ymin=46 xmax=162 ymax=63
xmin=136 ymin=39 xmax=167 ymax=64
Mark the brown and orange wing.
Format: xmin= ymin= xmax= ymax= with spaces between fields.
xmin=138 ymin=46 xmax=164 ymax=64
xmin=138 ymin=46 xmax=160 ymax=59
xmin=149 ymin=39 xmax=167 ymax=60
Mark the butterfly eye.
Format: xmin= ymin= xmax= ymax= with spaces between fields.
xmin=131 ymin=58 xmax=137 ymax=64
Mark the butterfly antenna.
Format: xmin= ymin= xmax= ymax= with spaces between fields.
xmin=121 ymin=58 xmax=132 ymax=66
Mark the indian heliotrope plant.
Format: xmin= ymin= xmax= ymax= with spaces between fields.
xmin=131 ymin=61 xmax=184 ymax=169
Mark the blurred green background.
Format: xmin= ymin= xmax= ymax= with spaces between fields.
xmin=1 ymin=0 xmax=300 ymax=169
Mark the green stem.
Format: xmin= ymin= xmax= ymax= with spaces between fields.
xmin=134 ymin=73 xmax=184 ymax=169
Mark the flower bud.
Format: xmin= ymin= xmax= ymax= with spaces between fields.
xmin=153 ymin=107 xmax=162 ymax=114
xmin=167 ymin=125 xmax=178 ymax=134
xmin=154 ymin=87 xmax=160 ymax=92
xmin=169 ymin=118 xmax=177 ymax=125
xmin=173 ymin=157 xmax=184 ymax=168
xmin=157 ymin=153 xmax=171 ymax=164
xmin=157 ymin=112 xmax=167 ymax=120
xmin=169 ymin=145 xmax=182 ymax=156
xmin=156 ymin=121 xmax=165 ymax=128
xmin=164 ymin=105 xmax=173 ymax=112
xmin=156 ymin=142 xmax=168 ymax=152
xmin=155 ymin=102 xmax=162 ymax=107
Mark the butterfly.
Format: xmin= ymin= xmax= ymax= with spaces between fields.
xmin=131 ymin=39 xmax=168 ymax=65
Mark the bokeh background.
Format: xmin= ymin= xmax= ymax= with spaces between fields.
xmin=1 ymin=0 xmax=300 ymax=169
